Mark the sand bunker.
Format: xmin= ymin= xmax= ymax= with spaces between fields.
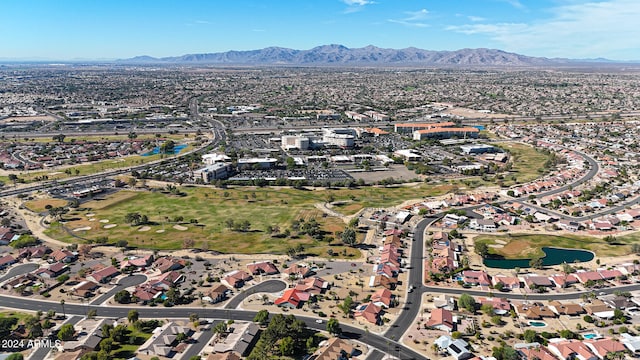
xmin=138 ymin=226 xmax=151 ymax=232
xmin=73 ymin=226 xmax=92 ymax=232
xmin=99 ymin=219 xmax=110 ymax=223
xmin=103 ymin=224 xmax=117 ymax=229
xmin=86 ymin=213 xmax=96 ymax=217
xmin=494 ymin=240 xmax=507 ymax=245
xmin=173 ymin=225 xmax=188 ymax=231
xmin=88 ymin=218 xmax=96 ymax=222
xmin=156 ymin=229 xmax=165 ymax=233
xmin=488 ymin=244 xmax=504 ymax=249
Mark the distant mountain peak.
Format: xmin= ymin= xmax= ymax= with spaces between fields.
xmin=117 ymin=45 xmax=577 ymax=66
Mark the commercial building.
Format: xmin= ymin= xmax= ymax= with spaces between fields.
xmin=194 ymin=163 xmax=232 ymax=182
xmin=413 ymin=127 xmax=479 ymax=140
xmin=460 ymin=144 xmax=497 ymax=155
xmin=237 ymin=158 xmax=278 ymax=170
xmin=322 ymin=128 xmax=356 ymax=148
xmin=281 ymin=135 xmax=310 ymax=150
xmin=394 ymin=122 xmax=456 ymax=134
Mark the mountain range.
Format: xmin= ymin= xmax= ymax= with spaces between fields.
xmin=118 ymin=45 xmax=618 ymax=66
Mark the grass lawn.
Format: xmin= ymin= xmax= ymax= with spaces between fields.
xmin=108 ymin=325 xmax=153 ymax=360
xmin=474 ymin=233 xmax=629 ymax=258
xmin=44 ymin=186 xmax=384 ymax=256
xmin=496 ymin=142 xmax=551 ymax=186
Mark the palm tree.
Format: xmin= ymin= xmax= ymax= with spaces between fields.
xmin=60 ymin=299 xmax=66 ymax=319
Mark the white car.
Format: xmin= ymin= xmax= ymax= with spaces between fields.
xmin=315 ymin=319 xmax=323 ymax=324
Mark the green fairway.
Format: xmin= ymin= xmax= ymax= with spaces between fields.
xmin=497 ymin=142 xmax=552 ymax=186
xmin=45 ymin=186 xmax=395 ymax=255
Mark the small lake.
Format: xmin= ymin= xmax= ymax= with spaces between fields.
xmin=483 ymin=247 xmax=594 ymax=269
xmin=142 ymin=144 xmax=187 ymax=156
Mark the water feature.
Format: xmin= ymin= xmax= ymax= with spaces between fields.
xmin=483 ymin=247 xmax=594 ymax=269
xmin=583 ymin=333 xmax=600 ymax=340
xmin=528 ymin=321 xmax=547 ymax=327
xmin=142 ymin=144 xmax=187 ymax=156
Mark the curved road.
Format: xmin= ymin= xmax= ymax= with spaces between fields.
xmin=89 ymin=274 xmax=147 ymax=305
xmin=224 ymin=279 xmax=287 ymax=309
xmin=0 ymin=263 xmax=39 ymax=283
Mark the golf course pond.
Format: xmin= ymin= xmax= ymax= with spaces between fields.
xmin=483 ymin=247 xmax=594 ymax=269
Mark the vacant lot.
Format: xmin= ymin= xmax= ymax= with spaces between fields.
xmin=474 ymin=233 xmax=628 ymax=258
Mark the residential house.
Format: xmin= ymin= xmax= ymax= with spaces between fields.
xmin=274 ymin=289 xmax=309 ymax=309
xmin=354 ymin=302 xmax=383 ymax=325
xmin=575 ymin=271 xmax=603 ymax=284
xmin=211 ymin=322 xmax=260 ymax=357
xmin=435 ymin=335 xmax=473 ymax=360
xmin=247 ymin=261 xmax=279 ymax=275
xmin=369 ymin=274 xmax=397 ymax=290
xmin=426 ymin=308 xmax=455 ymax=332
xmin=50 ymin=249 xmax=76 ymax=263
xmin=492 ymin=275 xmax=520 ymax=290
xmin=548 ymin=340 xmax=597 ymax=360
xmin=462 ymin=270 xmax=491 ymax=287
xmin=477 ymin=297 xmax=511 ymax=315
xmin=523 ymin=276 xmax=554 ymax=289
xmin=550 ymin=274 xmax=579 ymax=288
xmin=311 ymin=337 xmax=356 ymax=360
xmin=120 ymin=254 xmax=154 ymax=270
xmin=0 ymin=227 xmax=16 ymax=245
xmin=153 ymin=257 xmax=185 ymax=273
xmin=283 ymin=263 xmax=314 ymax=278
xmin=205 ymin=284 xmax=231 ymax=304
xmin=584 ymin=338 xmax=626 ymax=359
xmin=223 ymin=270 xmax=253 ymax=288
xmin=18 ymin=245 xmax=50 ymax=259
xmin=371 ymin=288 xmax=393 ymax=308
xmin=549 ymin=301 xmax=585 ymax=316
xmin=137 ymin=321 xmax=194 ymax=358
xmin=87 ymin=266 xmax=120 ymax=284
xmin=468 ymin=218 xmax=496 ymax=232
xmin=620 ymin=333 xmax=640 ymax=353
xmin=295 ymin=277 xmax=329 ymax=295
xmin=35 ymin=262 xmax=69 ymax=279
xmin=517 ymin=344 xmax=558 ymax=360
xmin=71 ymin=280 xmax=100 ymax=298
xmin=515 ymin=303 xmax=557 ymax=319
xmin=0 ymin=255 xmax=17 ymax=270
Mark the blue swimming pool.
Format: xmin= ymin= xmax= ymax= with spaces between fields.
xmin=528 ymin=321 xmax=547 ymax=327
xmin=583 ymin=333 xmax=599 ymax=339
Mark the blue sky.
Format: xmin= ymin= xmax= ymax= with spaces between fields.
xmin=2 ymin=0 xmax=639 ymax=60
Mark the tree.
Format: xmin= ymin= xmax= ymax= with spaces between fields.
xmin=523 ymin=329 xmax=538 ymax=343
xmin=327 ymin=318 xmax=341 ymax=335
xmin=115 ymin=290 xmax=132 ymax=304
xmin=458 ymin=293 xmax=477 ymax=313
xmin=253 ymin=310 xmax=269 ymax=326
xmin=212 ymin=322 xmax=227 ymax=334
xmin=341 ymin=228 xmax=357 ymax=246
xmin=124 ymin=212 xmax=142 ymax=226
xmin=339 ymin=296 xmax=354 ymax=316
xmin=53 ymin=134 xmax=66 ymax=143
xmin=492 ymin=344 xmax=518 ymax=360
xmin=481 ymin=303 xmax=495 ymax=316
xmin=58 ymin=323 xmax=75 ymax=341
xmin=491 ymin=315 xmax=503 ymax=326
xmin=100 ymin=338 xmax=113 ymax=353
xmin=160 ymin=140 xmax=176 ymax=154
xmin=529 ymin=257 xmax=544 ymax=269
xmin=279 ymin=336 xmax=295 ymax=356
xmin=6 ymin=354 xmax=23 ymax=360
xmin=475 ymin=242 xmax=489 ymax=258
xmin=127 ymin=310 xmax=139 ymax=323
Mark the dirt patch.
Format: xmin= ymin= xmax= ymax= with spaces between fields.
xmin=24 ymin=198 xmax=68 ymax=213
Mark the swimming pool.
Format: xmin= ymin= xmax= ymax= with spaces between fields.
xmin=142 ymin=144 xmax=188 ymax=156
xmin=528 ymin=321 xmax=547 ymax=327
xmin=583 ymin=333 xmax=599 ymax=340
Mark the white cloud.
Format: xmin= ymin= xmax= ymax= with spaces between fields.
xmin=388 ymin=8 xmax=430 ymax=27
xmin=446 ymin=0 xmax=640 ymax=59
xmin=467 ymin=16 xmax=486 ymax=22
xmin=341 ymin=0 xmax=374 ymax=13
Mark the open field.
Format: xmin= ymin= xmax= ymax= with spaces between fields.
xmin=44 ymin=187 xmax=381 ymax=256
xmin=23 ymin=198 xmax=68 ymax=213
xmin=474 ymin=233 xmax=629 ymax=258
